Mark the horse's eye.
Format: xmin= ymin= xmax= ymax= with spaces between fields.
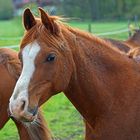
xmin=46 ymin=54 xmax=56 ymax=62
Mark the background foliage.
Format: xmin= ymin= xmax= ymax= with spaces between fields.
xmin=1 ymin=0 xmax=140 ymax=21
xmin=61 ymin=0 xmax=140 ymax=21
xmin=0 ymin=0 xmax=14 ymax=20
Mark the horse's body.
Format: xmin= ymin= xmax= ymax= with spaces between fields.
xmin=9 ymin=8 xmax=140 ymax=140
xmin=0 ymin=48 xmax=51 ymax=140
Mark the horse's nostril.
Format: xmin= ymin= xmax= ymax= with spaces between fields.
xmin=32 ymin=108 xmax=38 ymax=116
xmin=28 ymin=106 xmax=38 ymax=116
xmin=21 ymin=100 xmax=26 ymax=111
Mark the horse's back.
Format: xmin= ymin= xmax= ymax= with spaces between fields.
xmin=105 ymin=38 xmax=130 ymax=53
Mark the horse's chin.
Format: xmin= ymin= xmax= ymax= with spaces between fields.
xmin=11 ymin=109 xmax=37 ymax=123
xmin=20 ymin=115 xmax=37 ymax=123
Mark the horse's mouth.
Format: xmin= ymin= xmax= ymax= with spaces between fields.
xmin=9 ymin=108 xmax=37 ymax=122
xmin=20 ymin=115 xmax=36 ymax=122
xmin=20 ymin=110 xmax=37 ymax=122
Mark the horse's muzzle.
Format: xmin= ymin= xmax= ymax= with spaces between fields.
xmin=9 ymin=98 xmax=38 ymax=122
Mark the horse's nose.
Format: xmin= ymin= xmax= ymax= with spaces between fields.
xmin=9 ymin=98 xmax=38 ymax=122
xmin=28 ymin=106 xmax=38 ymax=116
xmin=10 ymin=98 xmax=27 ymax=116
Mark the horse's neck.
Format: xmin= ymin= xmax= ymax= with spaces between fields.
xmin=64 ymin=27 xmax=135 ymax=127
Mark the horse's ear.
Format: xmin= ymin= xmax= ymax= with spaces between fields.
xmin=39 ymin=7 xmax=59 ymax=35
xmin=23 ymin=8 xmax=36 ymax=30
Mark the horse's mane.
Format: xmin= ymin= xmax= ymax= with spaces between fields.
xmin=21 ymin=18 xmax=63 ymax=50
xmin=65 ymin=24 xmax=124 ymax=53
xmin=21 ymin=17 xmax=124 ymax=55
xmin=0 ymin=48 xmax=21 ymax=80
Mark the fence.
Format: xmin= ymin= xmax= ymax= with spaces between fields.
xmin=0 ymin=23 xmax=139 ymax=49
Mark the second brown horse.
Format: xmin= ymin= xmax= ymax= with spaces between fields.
xmin=0 ymin=48 xmax=52 ymax=140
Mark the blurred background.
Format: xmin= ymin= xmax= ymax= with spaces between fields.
xmin=1 ymin=0 xmax=140 ymax=21
xmin=0 ymin=0 xmax=140 ymax=140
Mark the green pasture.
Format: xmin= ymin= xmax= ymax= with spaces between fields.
xmin=0 ymin=18 xmax=130 ymax=140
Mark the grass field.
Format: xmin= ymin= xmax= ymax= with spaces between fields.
xmin=0 ymin=17 xmax=130 ymax=140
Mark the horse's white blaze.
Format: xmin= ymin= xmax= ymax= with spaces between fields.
xmin=9 ymin=41 xmax=40 ymax=114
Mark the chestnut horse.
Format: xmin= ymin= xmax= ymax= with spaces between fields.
xmin=10 ymin=8 xmax=140 ymax=139
xmin=0 ymin=48 xmax=52 ymax=140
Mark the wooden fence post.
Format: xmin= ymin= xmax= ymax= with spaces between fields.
xmin=128 ymin=20 xmax=131 ymax=37
xmin=88 ymin=23 xmax=92 ymax=33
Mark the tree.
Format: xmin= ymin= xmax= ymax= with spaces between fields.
xmin=0 ymin=0 xmax=14 ymax=20
xmin=60 ymin=0 xmax=140 ymax=21
xmin=88 ymin=0 xmax=100 ymax=20
xmin=62 ymin=0 xmax=91 ymax=19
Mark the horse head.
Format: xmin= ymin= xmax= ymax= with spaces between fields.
xmin=9 ymin=8 xmax=75 ymax=122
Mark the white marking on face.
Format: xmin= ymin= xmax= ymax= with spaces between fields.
xmin=9 ymin=41 xmax=40 ymax=114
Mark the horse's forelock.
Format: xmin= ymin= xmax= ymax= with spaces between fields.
xmin=20 ymin=20 xmax=66 ymax=53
